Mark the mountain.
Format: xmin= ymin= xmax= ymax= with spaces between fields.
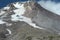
xmin=0 ymin=1 xmax=60 ymax=40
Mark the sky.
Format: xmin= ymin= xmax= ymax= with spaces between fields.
xmin=0 ymin=0 xmax=60 ymax=8
xmin=0 ymin=0 xmax=40 ymax=8
xmin=52 ymin=0 xmax=60 ymax=2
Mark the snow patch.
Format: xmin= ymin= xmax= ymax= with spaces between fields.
xmin=0 ymin=20 xmax=6 ymax=24
xmin=6 ymin=29 xmax=12 ymax=35
xmin=6 ymin=23 xmax=12 ymax=27
xmin=4 ymin=6 xmax=10 ymax=10
xmin=13 ymin=2 xmax=24 ymax=9
xmin=0 ymin=11 xmax=5 ymax=16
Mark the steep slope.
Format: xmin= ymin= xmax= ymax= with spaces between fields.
xmin=32 ymin=2 xmax=60 ymax=34
xmin=0 ymin=1 xmax=60 ymax=40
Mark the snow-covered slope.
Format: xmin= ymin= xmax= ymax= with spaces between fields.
xmin=0 ymin=1 xmax=44 ymax=37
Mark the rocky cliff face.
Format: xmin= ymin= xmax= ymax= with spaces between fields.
xmin=0 ymin=1 xmax=60 ymax=40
